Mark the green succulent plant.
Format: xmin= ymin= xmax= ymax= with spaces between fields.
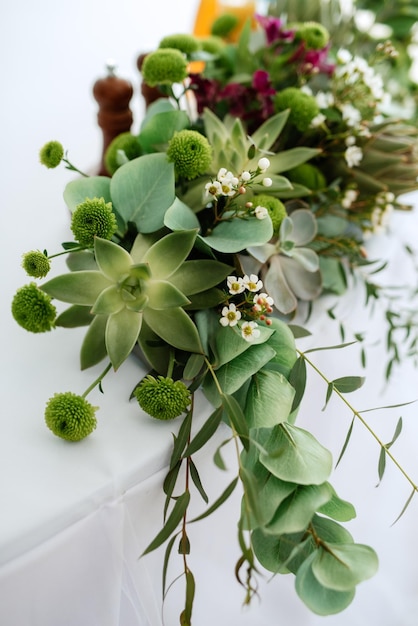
xmin=41 ymin=230 xmax=231 ymax=370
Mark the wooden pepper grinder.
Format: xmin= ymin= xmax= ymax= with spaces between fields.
xmin=93 ymin=60 xmax=134 ymax=175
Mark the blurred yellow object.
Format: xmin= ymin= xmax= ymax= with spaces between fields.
xmin=193 ymin=0 xmax=218 ymax=37
xmin=216 ymin=0 xmax=256 ymax=41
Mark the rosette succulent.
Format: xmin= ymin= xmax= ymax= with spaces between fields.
xmin=244 ymin=209 xmax=322 ymax=314
xmin=41 ymin=230 xmax=231 ymax=370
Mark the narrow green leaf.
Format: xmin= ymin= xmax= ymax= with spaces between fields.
xmin=222 ymin=393 xmax=250 ymax=451
xmin=332 ymin=376 xmax=365 ymax=393
xmin=190 ymin=477 xmax=239 ymax=523
xmin=387 ymin=417 xmax=403 ymax=448
xmin=178 ymin=533 xmax=190 ymax=555
xmin=181 ymin=570 xmax=196 ymax=626
xmin=213 ymin=437 xmax=232 ymax=470
xmin=304 ymin=341 xmax=358 ymax=354
xmin=162 ymin=535 xmax=177 ymax=596
xmin=170 ymin=412 xmax=193 ymax=470
xmin=189 ymin=459 xmax=209 ymax=503
xmin=335 ymin=417 xmax=355 ymax=468
xmin=289 ymin=324 xmax=312 ymax=338
xmin=322 ymin=383 xmax=334 ymax=411
xmin=142 ymin=491 xmax=190 ymax=555
xmin=391 ymin=488 xmax=416 ymax=525
xmin=183 ymin=353 xmax=206 ymax=381
xmin=360 ymin=400 xmax=417 ymax=413
xmin=163 ymin=460 xmax=182 ymax=519
xmin=289 ymin=356 xmax=307 ymax=412
xmin=376 ymin=447 xmax=386 ymax=485
xmin=183 ymin=407 xmax=223 ymax=458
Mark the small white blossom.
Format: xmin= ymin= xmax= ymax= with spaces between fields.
xmin=254 ymin=205 xmax=269 ymax=220
xmin=205 ymin=180 xmax=222 ymax=196
xmin=337 ymin=49 xmax=352 ymax=64
xmin=315 ymin=90 xmax=334 ymax=109
xmin=241 ymin=171 xmax=251 ymax=182
xmin=220 ymin=303 xmax=241 ymax=327
xmin=341 ymin=188 xmax=358 ymax=208
xmin=344 ymin=145 xmax=363 ymax=168
xmin=345 ymin=135 xmax=356 ymax=146
xmin=340 ymin=103 xmax=362 ymax=127
xmin=241 ymin=321 xmax=261 ymax=342
xmin=310 ymin=113 xmax=326 ymax=128
xmin=262 ymin=177 xmax=273 ymax=187
xmin=217 ymin=167 xmax=228 ymax=179
xmin=258 ymin=157 xmax=270 ymax=172
xmin=253 ymin=292 xmax=274 ymax=312
xmin=243 ymin=274 xmax=263 ymax=292
xmin=227 ymin=275 xmax=245 ymax=295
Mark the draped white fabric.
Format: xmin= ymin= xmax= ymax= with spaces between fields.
xmin=1 ymin=2 xmax=418 ymax=625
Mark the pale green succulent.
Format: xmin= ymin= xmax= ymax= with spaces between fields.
xmin=41 ymin=230 xmax=231 ymax=370
xmin=244 ymin=209 xmax=322 ymax=315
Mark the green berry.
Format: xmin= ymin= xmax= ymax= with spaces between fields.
xmin=253 ymin=194 xmax=287 ymax=236
xmin=71 ymin=197 xmax=117 ymax=247
xmin=11 ymin=283 xmax=56 ymax=333
xmin=141 ymin=48 xmax=188 ymax=87
xmin=39 ymin=141 xmax=64 ymax=168
xmin=211 ymin=14 xmax=239 ymax=38
xmin=45 ymin=392 xmax=97 ymax=441
xmin=274 ymin=88 xmax=319 ymax=132
xmin=297 ymin=21 xmax=329 ymax=50
xmin=159 ymin=34 xmax=200 ymax=56
xmin=22 ymin=250 xmax=51 ymax=278
xmin=166 ymin=129 xmax=212 ymax=180
xmin=134 ymin=375 xmax=191 ymax=420
xmin=104 ymin=132 xmax=142 ymax=175
xmin=287 ymin=163 xmax=327 ymax=190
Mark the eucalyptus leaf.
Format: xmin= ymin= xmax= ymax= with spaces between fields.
xmin=138 ymin=109 xmax=189 ymax=153
xmin=245 ymin=370 xmax=295 ymax=429
xmin=164 ymin=197 xmax=201 ymax=231
xmin=311 ymin=543 xmax=379 ymax=591
xmin=142 ymin=490 xmax=190 ymax=555
xmin=332 ymin=376 xmax=365 ymax=393
xmin=202 ymin=214 xmax=273 ymax=253
xmin=317 ymin=485 xmax=356 ymax=522
xmin=258 ymin=423 xmax=333 ymax=485
xmin=266 ymin=483 xmax=333 ymax=534
xmin=183 ymin=407 xmax=223 ymax=458
xmin=221 ymin=393 xmax=250 ymax=451
xmin=295 ymin=553 xmax=356 ymax=615
xmin=110 ymin=153 xmax=175 ymax=233
xmin=63 ymin=176 xmax=112 ymax=213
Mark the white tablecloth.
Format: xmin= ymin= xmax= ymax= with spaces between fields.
xmin=2 ymin=2 xmax=418 ymax=625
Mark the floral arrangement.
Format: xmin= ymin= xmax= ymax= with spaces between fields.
xmin=11 ymin=4 xmax=418 ymax=624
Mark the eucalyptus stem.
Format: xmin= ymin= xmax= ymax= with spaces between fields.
xmin=82 ymin=362 xmax=112 ymax=398
xmin=63 ymin=156 xmax=89 ymax=177
xmin=298 ymin=349 xmax=418 ymax=493
xmin=48 ymin=246 xmax=87 ymax=259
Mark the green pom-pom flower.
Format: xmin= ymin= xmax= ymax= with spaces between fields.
xmin=71 ymin=197 xmax=118 ymax=246
xmin=45 ymin=392 xmax=97 ymax=441
xmin=141 ymin=48 xmax=188 ymax=87
xmin=297 ymin=21 xmax=330 ymax=50
xmin=253 ymin=194 xmax=287 ymax=236
xmin=134 ymin=375 xmax=191 ymax=421
xmin=22 ymin=250 xmax=51 ymax=278
xmin=104 ymin=132 xmax=142 ymax=175
xmin=11 ymin=283 xmax=56 ymax=333
xmin=199 ymin=35 xmax=226 ymax=55
xmin=211 ymin=14 xmax=239 ymax=38
xmin=287 ymin=163 xmax=327 ymax=190
xmin=159 ymin=34 xmax=200 ymax=56
xmin=274 ymin=87 xmax=320 ymax=132
xmin=166 ymin=129 xmax=212 ymax=180
xmin=39 ymin=141 xmax=64 ymax=168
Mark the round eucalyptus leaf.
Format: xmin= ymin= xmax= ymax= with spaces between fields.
xmin=266 ymin=482 xmax=333 ymax=534
xmin=258 ymin=423 xmax=333 ymax=485
xmin=295 ymin=552 xmax=356 ymax=615
xmin=311 ymin=543 xmax=379 ymax=591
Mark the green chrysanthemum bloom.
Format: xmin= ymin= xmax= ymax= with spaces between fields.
xmin=71 ymin=197 xmax=118 ymax=246
xmin=141 ymin=48 xmax=188 ymax=87
xmin=253 ymin=194 xmax=287 ymax=236
xmin=166 ymin=129 xmax=212 ymax=180
xmin=287 ymin=163 xmax=327 ymax=190
xmin=11 ymin=283 xmax=56 ymax=333
xmin=199 ymin=35 xmax=226 ymax=55
xmin=274 ymin=88 xmax=319 ymax=132
xmin=104 ymin=132 xmax=142 ymax=175
xmin=22 ymin=250 xmax=51 ymax=278
xmin=159 ymin=34 xmax=200 ymax=56
xmin=297 ymin=21 xmax=329 ymax=50
xmin=211 ymin=13 xmax=239 ymax=38
xmin=45 ymin=392 xmax=97 ymax=441
xmin=39 ymin=140 xmax=64 ymax=168
xmin=134 ymin=375 xmax=191 ymax=421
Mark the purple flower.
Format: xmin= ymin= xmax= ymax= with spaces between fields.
xmin=255 ymin=14 xmax=295 ymax=45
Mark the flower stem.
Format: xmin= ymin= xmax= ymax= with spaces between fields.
xmin=298 ymin=348 xmax=418 ymax=493
xmin=82 ymin=362 xmax=112 ymax=398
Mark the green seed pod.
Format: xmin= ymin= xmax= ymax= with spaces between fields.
xmin=166 ymin=129 xmax=212 ymax=180
xmin=39 ymin=140 xmax=64 ymax=168
xmin=134 ymin=375 xmax=191 ymax=420
xmin=45 ymin=392 xmax=97 ymax=441
xmin=71 ymin=197 xmax=117 ymax=247
xmin=22 ymin=250 xmax=51 ymax=278
xmin=11 ymin=283 xmax=56 ymax=333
